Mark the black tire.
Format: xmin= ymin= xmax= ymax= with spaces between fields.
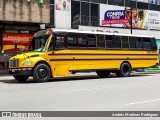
xmin=33 ymin=63 xmax=50 ymax=83
xmin=13 ymin=75 xmax=29 ymax=82
xmin=116 ymin=62 xmax=131 ymax=77
xmin=96 ymin=71 xmax=110 ymax=78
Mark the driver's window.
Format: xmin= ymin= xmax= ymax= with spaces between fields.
xmin=48 ymin=37 xmax=54 ymax=51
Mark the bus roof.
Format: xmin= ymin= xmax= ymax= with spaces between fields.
xmin=51 ymin=28 xmax=154 ymax=38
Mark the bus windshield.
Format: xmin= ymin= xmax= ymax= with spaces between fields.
xmin=29 ymin=35 xmax=50 ymax=52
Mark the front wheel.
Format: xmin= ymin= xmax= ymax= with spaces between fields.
xmin=116 ymin=62 xmax=131 ymax=77
xmin=33 ymin=63 xmax=50 ymax=83
xmin=13 ymin=75 xmax=29 ymax=82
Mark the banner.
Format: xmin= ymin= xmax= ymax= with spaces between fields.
xmin=55 ymin=0 xmax=71 ymax=11
xmin=102 ymin=10 xmax=129 ymax=25
xmin=55 ymin=0 xmax=71 ymax=29
xmin=100 ymin=4 xmax=160 ymax=30
xmin=100 ymin=4 xmax=126 ymax=27
xmin=3 ymin=33 xmax=33 ymax=52
xmin=140 ymin=10 xmax=160 ymax=30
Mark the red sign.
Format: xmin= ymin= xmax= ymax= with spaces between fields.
xmin=102 ymin=19 xmax=129 ymax=25
xmin=3 ymin=33 xmax=34 ymax=52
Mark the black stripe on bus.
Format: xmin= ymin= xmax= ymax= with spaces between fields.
xmin=50 ymin=58 xmax=157 ymax=61
xmin=70 ymin=68 xmax=118 ymax=72
xmin=50 ymin=48 xmax=157 ymax=51
xmin=48 ymin=53 xmax=158 ymax=56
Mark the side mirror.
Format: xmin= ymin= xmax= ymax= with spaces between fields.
xmin=1 ymin=50 xmax=4 ymax=54
xmin=19 ymin=47 xmax=24 ymax=52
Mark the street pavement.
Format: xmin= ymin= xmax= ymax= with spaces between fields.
xmin=0 ymin=72 xmax=160 ymax=120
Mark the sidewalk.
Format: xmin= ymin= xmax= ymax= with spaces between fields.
xmin=0 ymin=74 xmax=13 ymax=80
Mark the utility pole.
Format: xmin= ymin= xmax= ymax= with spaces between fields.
xmin=130 ymin=6 xmax=133 ymax=34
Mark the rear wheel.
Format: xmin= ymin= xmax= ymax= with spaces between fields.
xmin=13 ymin=75 xmax=29 ymax=82
xmin=96 ymin=71 xmax=110 ymax=78
xmin=116 ymin=62 xmax=131 ymax=77
xmin=33 ymin=63 xmax=50 ymax=83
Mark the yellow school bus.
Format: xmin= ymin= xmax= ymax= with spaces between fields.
xmin=8 ymin=29 xmax=158 ymax=82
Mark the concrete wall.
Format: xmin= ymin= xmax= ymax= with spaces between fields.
xmin=0 ymin=0 xmax=50 ymax=23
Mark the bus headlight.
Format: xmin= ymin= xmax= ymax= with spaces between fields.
xmin=23 ymin=61 xmax=32 ymax=66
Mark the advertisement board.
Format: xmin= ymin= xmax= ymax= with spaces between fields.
xmin=102 ymin=10 xmax=129 ymax=25
xmin=55 ymin=0 xmax=71 ymax=29
xmin=100 ymin=4 xmax=126 ymax=28
xmin=3 ymin=33 xmax=33 ymax=52
xmin=100 ymin=4 xmax=160 ymax=30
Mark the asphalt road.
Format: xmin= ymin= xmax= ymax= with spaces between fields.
xmin=0 ymin=72 xmax=160 ymax=112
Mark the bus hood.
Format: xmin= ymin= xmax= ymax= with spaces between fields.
xmin=10 ymin=52 xmax=44 ymax=59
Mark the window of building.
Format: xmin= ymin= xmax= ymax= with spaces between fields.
xmin=125 ymin=0 xmax=136 ymax=7
xmin=137 ymin=2 xmax=148 ymax=9
xmin=81 ymin=2 xmax=89 ymax=26
xmin=149 ymin=4 xmax=160 ymax=11
xmin=81 ymin=0 xmax=90 ymax=2
xmin=108 ymin=0 xmax=125 ymax=6
xmin=71 ymin=1 xmax=80 ymax=29
xmin=50 ymin=5 xmax=54 ymax=26
xmin=50 ymin=0 xmax=54 ymax=4
xmin=97 ymin=35 xmax=105 ymax=48
xmin=91 ymin=0 xmax=107 ymax=4
xmin=91 ymin=3 xmax=99 ymax=26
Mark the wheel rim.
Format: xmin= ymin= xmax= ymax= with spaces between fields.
xmin=123 ymin=66 xmax=129 ymax=75
xmin=38 ymin=68 xmax=47 ymax=79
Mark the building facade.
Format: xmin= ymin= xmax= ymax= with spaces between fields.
xmin=53 ymin=0 xmax=160 ymax=39
xmin=0 ymin=0 xmax=50 ymax=72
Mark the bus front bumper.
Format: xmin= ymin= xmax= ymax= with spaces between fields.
xmin=9 ymin=68 xmax=33 ymax=76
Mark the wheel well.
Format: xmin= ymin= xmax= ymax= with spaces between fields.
xmin=34 ymin=61 xmax=53 ymax=77
xmin=121 ymin=61 xmax=132 ymax=70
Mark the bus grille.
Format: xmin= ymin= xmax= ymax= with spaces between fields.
xmin=9 ymin=59 xmax=19 ymax=67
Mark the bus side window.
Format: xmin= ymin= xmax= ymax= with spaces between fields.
xmin=55 ymin=36 xmax=66 ymax=49
xmin=143 ymin=37 xmax=151 ymax=49
xmin=129 ymin=37 xmax=136 ymax=49
xmin=151 ymin=38 xmax=157 ymax=50
xmin=67 ymin=33 xmax=77 ymax=48
xmin=77 ymin=34 xmax=87 ymax=48
xmin=113 ymin=35 xmax=121 ymax=49
xmin=121 ymin=36 xmax=129 ymax=49
xmin=105 ymin=35 xmax=113 ymax=48
xmin=97 ymin=34 xmax=105 ymax=48
xmin=135 ymin=37 xmax=143 ymax=49
xmin=87 ymin=34 xmax=96 ymax=48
